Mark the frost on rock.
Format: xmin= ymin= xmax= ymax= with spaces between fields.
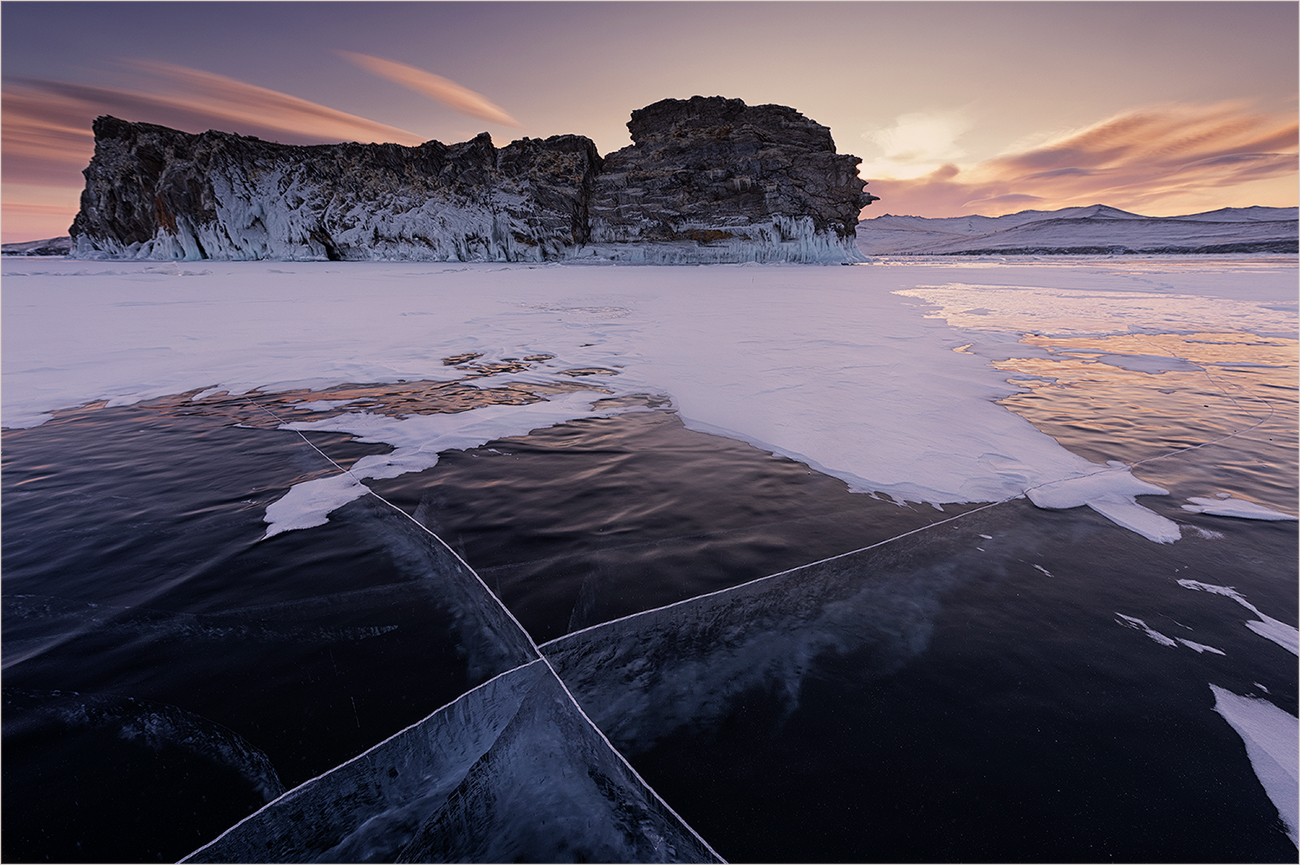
xmin=184 ymin=661 xmax=720 ymax=864
xmin=69 ymin=97 xmax=878 ymax=265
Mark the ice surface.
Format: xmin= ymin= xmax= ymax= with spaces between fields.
xmin=394 ymin=664 xmax=720 ymax=863
xmin=262 ymin=394 xmax=636 ymax=539
xmin=1209 ymin=684 xmax=1299 ymax=848
xmin=542 ymin=517 xmax=983 ymax=755
xmin=185 ymin=660 xmax=720 ymax=863
xmin=1177 ymin=580 xmax=1300 ymax=656
xmin=6 ymin=688 xmax=284 ymax=804
xmin=1182 ymin=496 xmax=1299 ymax=521
xmin=4 ymin=258 xmax=1295 ymax=542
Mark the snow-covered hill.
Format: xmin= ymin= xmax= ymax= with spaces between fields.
xmin=856 ymin=204 xmax=1298 ymax=255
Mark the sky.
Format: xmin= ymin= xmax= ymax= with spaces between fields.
xmin=2 ymin=1 xmax=1297 ymax=242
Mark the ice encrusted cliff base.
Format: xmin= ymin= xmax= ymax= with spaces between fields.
xmin=70 ymin=97 xmax=878 ymax=265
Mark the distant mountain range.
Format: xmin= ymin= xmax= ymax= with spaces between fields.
xmin=855 ymin=204 xmax=1299 ymax=256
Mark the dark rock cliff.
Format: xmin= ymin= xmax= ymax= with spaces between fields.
xmin=70 ymin=97 xmax=878 ymax=263
xmin=72 ymin=116 xmax=602 ymax=261
xmin=587 ymin=96 xmax=877 ymax=261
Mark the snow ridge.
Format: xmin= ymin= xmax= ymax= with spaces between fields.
xmin=856 ymin=205 xmax=1298 ymax=256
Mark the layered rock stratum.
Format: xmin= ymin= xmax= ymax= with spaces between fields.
xmin=69 ymin=97 xmax=878 ymax=264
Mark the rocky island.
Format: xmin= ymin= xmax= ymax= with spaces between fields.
xmin=68 ymin=96 xmax=879 ymax=264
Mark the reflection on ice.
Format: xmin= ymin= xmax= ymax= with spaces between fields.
xmin=186 ymin=661 xmax=721 ymax=863
xmin=894 ymin=283 xmax=1297 ymax=340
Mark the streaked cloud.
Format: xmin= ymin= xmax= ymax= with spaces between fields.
xmin=1 ymin=60 xmax=426 ymax=240
xmin=7 ymin=59 xmax=423 ymax=153
xmin=862 ymin=102 xmax=1299 ymax=217
xmin=338 ymin=51 xmax=521 ymax=128
xmin=1 ymin=183 xmax=86 ymax=241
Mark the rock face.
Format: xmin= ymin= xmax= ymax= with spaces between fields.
xmin=586 ymin=96 xmax=877 ymax=262
xmin=72 ymin=116 xmax=602 ymax=262
xmin=70 ymin=98 xmax=877 ymax=263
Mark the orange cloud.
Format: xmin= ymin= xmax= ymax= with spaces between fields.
xmin=1 ymin=186 xmax=86 ymax=243
xmin=118 ymin=59 xmax=426 ymax=145
xmin=338 ymin=51 xmax=521 ymax=128
xmin=1 ymin=61 xmax=427 ymax=241
xmin=863 ymin=102 xmax=1299 ymax=217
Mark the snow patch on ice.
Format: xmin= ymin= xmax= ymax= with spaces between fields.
xmin=1209 ymin=684 xmax=1299 ymax=848
xmin=1116 ymin=614 xmax=1224 ymax=653
xmin=4 ymin=259 xmax=1292 ymax=546
xmin=1027 ymin=467 xmax=1179 ymax=543
xmin=1176 ymin=637 xmax=1225 ymax=655
xmin=263 ymin=473 xmax=368 ymax=539
xmin=1182 ymin=496 xmax=1298 ymax=521
xmin=262 ymin=392 xmax=635 ymax=539
xmin=1177 ymin=580 xmax=1299 ymax=656
xmin=1115 ymin=613 xmax=1179 ymax=647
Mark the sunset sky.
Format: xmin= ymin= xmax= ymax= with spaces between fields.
xmin=2 ymin=1 xmax=1296 ymax=242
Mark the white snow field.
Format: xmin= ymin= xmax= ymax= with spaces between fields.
xmin=3 ymin=257 xmax=1295 ymax=543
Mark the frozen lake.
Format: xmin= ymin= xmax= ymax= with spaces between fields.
xmin=2 ymin=256 xmax=1296 ymax=861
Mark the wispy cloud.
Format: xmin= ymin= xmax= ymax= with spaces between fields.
xmin=9 ymin=59 xmax=423 ymax=152
xmin=862 ymin=102 xmax=1298 ymax=217
xmin=1 ymin=60 xmax=427 ymax=240
xmin=339 ymin=51 xmax=521 ymax=128
xmin=859 ymin=111 xmax=972 ymax=181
